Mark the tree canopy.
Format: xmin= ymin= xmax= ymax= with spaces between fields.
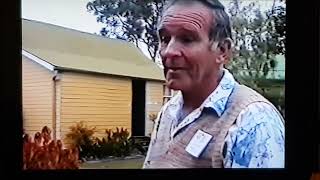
xmin=87 ymin=0 xmax=165 ymax=61
xmin=226 ymin=0 xmax=285 ymax=89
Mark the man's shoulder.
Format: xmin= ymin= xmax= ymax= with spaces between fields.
xmin=226 ymin=101 xmax=285 ymax=168
xmin=238 ymin=102 xmax=284 ymax=124
xmin=222 ymin=83 xmax=281 ymax=121
xmin=228 ymin=83 xmax=269 ymax=105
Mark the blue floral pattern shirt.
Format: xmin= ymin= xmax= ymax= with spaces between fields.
xmin=159 ymin=68 xmax=285 ymax=168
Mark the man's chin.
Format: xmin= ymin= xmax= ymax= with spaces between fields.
xmin=166 ymin=80 xmax=183 ymax=91
xmin=168 ymin=86 xmax=181 ymax=91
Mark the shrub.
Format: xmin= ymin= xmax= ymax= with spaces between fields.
xmin=65 ymin=122 xmax=136 ymax=160
xmin=91 ymin=127 xmax=132 ymax=158
xmin=23 ymin=126 xmax=79 ymax=169
xmin=106 ymin=127 xmax=131 ymax=157
xmin=65 ymin=121 xmax=96 ymax=159
xmin=93 ymin=137 xmax=113 ymax=158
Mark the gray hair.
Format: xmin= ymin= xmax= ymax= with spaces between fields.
xmin=157 ymin=0 xmax=232 ymax=42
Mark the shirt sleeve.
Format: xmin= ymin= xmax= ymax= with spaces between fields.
xmin=223 ymin=102 xmax=285 ymax=168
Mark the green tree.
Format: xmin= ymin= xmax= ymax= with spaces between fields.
xmin=87 ymin=0 xmax=165 ymax=61
xmin=225 ymin=0 xmax=285 ymax=116
xmin=226 ymin=0 xmax=285 ymax=91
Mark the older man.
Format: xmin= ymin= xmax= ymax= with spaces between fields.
xmin=143 ymin=0 xmax=284 ymax=168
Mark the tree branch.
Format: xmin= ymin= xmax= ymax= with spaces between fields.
xmin=143 ymin=17 xmax=154 ymax=30
xmin=115 ymin=14 xmax=131 ymax=29
xmin=271 ymin=0 xmax=276 ymax=14
xmin=151 ymin=48 xmax=157 ymax=60
xmin=135 ymin=39 xmax=139 ymax=49
xmin=141 ymin=37 xmax=156 ymax=61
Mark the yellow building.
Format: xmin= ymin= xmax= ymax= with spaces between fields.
xmin=22 ymin=19 xmax=165 ymax=143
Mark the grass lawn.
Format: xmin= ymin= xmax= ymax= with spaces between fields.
xmin=80 ymin=157 xmax=145 ymax=169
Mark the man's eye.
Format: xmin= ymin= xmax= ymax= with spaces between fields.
xmin=160 ymin=36 xmax=170 ymax=44
xmin=180 ymin=36 xmax=194 ymax=43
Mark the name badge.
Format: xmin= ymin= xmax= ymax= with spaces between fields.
xmin=185 ymin=130 xmax=213 ymax=158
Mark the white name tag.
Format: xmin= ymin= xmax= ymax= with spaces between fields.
xmin=185 ymin=130 xmax=213 ymax=158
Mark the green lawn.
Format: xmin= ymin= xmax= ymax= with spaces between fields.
xmin=80 ymin=157 xmax=145 ymax=169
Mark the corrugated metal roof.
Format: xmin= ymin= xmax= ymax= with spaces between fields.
xmin=22 ymin=19 xmax=165 ymax=81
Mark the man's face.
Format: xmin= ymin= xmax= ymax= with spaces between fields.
xmin=158 ymin=2 xmax=221 ymax=93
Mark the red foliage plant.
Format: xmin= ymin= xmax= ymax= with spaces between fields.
xmin=23 ymin=126 xmax=80 ymax=170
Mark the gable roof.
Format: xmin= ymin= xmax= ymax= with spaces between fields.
xmin=22 ymin=19 xmax=165 ymax=81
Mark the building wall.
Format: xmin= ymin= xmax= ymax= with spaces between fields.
xmin=58 ymin=72 xmax=132 ymax=143
xmin=145 ymin=81 xmax=164 ymax=136
xmin=22 ymin=56 xmax=54 ymax=137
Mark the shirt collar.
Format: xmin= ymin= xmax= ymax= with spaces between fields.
xmin=167 ymin=68 xmax=236 ymax=117
xmin=203 ymin=68 xmax=236 ymax=116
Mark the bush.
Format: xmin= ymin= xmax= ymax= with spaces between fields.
xmin=66 ymin=122 xmax=136 ymax=160
xmin=65 ymin=121 xmax=96 ymax=159
xmin=23 ymin=126 xmax=80 ymax=169
xmin=90 ymin=128 xmax=132 ymax=159
xmin=108 ymin=127 xmax=131 ymax=157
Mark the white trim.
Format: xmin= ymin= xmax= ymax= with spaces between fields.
xmin=22 ymin=50 xmax=55 ymax=71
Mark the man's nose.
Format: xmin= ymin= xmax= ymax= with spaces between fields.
xmin=161 ymin=38 xmax=182 ymax=59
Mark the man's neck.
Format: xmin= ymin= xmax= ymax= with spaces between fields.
xmin=182 ymin=70 xmax=224 ymax=113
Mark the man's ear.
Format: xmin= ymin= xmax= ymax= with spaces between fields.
xmin=216 ymin=38 xmax=233 ymax=64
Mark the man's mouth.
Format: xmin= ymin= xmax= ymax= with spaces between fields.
xmin=167 ymin=67 xmax=184 ymax=71
xmin=164 ymin=67 xmax=185 ymax=78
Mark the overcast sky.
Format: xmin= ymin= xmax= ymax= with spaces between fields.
xmin=22 ymin=0 xmax=105 ymax=34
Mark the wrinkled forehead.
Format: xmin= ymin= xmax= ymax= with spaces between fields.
xmin=158 ymin=3 xmax=213 ymax=33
